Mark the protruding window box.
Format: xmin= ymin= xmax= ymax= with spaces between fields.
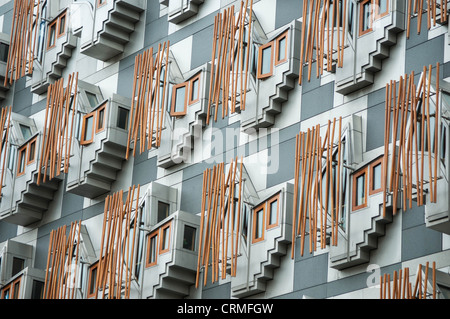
xmin=0 ymin=240 xmax=33 ymax=286
xmin=241 ymin=20 xmax=301 ymax=132
xmin=335 ymin=0 xmax=404 ymax=95
xmin=231 ymin=183 xmax=293 ymax=298
xmin=163 ymin=0 xmax=205 ymax=24
xmin=0 ymin=32 xmax=10 ymax=100
xmin=66 ymin=93 xmax=132 ymax=199
xmin=142 ymin=210 xmax=200 ymax=299
xmin=79 ymin=0 xmax=145 ymax=61
xmin=0 ymin=267 xmax=45 ymax=299
xmin=158 ymin=66 xmax=209 ymax=169
xmin=329 ymin=155 xmax=394 ymax=270
xmin=31 ymin=9 xmax=77 ymax=95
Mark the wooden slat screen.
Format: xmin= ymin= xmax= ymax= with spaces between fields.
xmin=37 ymin=72 xmax=78 ymax=185
xmin=126 ymin=42 xmax=169 ymax=159
xmin=43 ymin=220 xmax=82 ymax=299
xmin=298 ymin=0 xmax=347 ymax=85
xmin=291 ymin=117 xmax=343 ymax=258
xmin=380 ymin=262 xmax=436 ymax=299
xmin=0 ymin=106 xmax=11 ymax=199
xmin=195 ymin=157 xmax=243 ymax=287
xmin=407 ymin=0 xmax=447 ymax=38
xmin=95 ymin=185 xmax=141 ymax=299
xmin=206 ymin=0 xmax=253 ymax=125
xmin=382 ymin=64 xmax=439 ymax=217
xmin=5 ymin=0 xmax=41 ymax=85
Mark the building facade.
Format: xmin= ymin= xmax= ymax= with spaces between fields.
xmin=0 ymin=0 xmax=449 ymax=300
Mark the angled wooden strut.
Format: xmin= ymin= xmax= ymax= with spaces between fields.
xmin=299 ymin=0 xmax=347 ymax=85
xmin=195 ymin=157 xmax=244 ymax=287
xmin=291 ymin=117 xmax=342 ymax=259
xmin=43 ymin=220 xmax=82 ymax=299
xmin=382 ymin=64 xmax=440 ymax=217
xmin=37 ymin=72 xmax=79 ymax=185
xmin=206 ymin=0 xmax=253 ymax=125
xmin=95 ymin=185 xmax=140 ymax=299
xmin=126 ymin=41 xmax=170 ymax=159
xmin=5 ymin=0 xmax=41 ymax=86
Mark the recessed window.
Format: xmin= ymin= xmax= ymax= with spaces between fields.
xmin=95 ymin=103 xmax=106 ymax=133
xmin=441 ymin=125 xmax=447 ymax=166
xmin=375 ymin=0 xmax=389 ymax=18
xmin=352 ymin=168 xmax=367 ymax=211
xmin=275 ymin=31 xmax=288 ymax=65
xmin=171 ymin=83 xmax=188 ymax=117
xmin=57 ymin=12 xmax=66 ymax=37
xmin=188 ymin=74 xmax=200 ymax=105
xmin=183 ymin=225 xmax=196 ymax=251
xmin=252 ymin=204 xmax=265 ymax=243
xmin=159 ymin=222 xmax=171 ymax=254
xmin=31 ymin=280 xmax=44 ymax=299
xmin=257 ymin=42 xmax=274 ymax=79
xmin=0 ymin=42 xmax=9 ymax=62
xmin=87 ymin=263 xmax=98 ymax=298
xmin=348 ymin=1 xmax=355 ymax=38
xmin=27 ymin=138 xmax=37 ymax=165
xmin=146 ymin=231 xmax=158 ymax=267
xmin=47 ymin=22 xmax=56 ymax=49
xmin=359 ymin=0 xmax=372 ymax=36
xmin=116 ymin=107 xmax=129 ymax=130
xmin=12 ymin=257 xmax=24 ymax=277
xmin=157 ymin=201 xmax=170 ymax=223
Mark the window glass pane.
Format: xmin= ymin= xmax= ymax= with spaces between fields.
xmin=372 ymin=163 xmax=381 ymax=190
xmin=86 ymin=92 xmax=98 ymax=108
xmin=356 ymin=173 xmax=366 ymax=206
xmin=242 ymin=205 xmax=248 ymax=244
xmin=378 ymin=0 xmax=387 ymax=14
xmin=441 ymin=125 xmax=447 ymax=164
xmin=13 ymin=281 xmax=20 ymax=299
xmin=161 ymin=226 xmax=170 ymax=251
xmin=277 ymin=37 xmax=286 ymax=62
xmin=269 ymin=199 xmax=278 ymax=225
xmin=255 ymin=208 xmax=263 ymax=239
xmin=157 ymin=201 xmax=170 ymax=223
xmin=18 ymin=149 xmax=26 ymax=173
xmin=174 ymin=86 xmax=186 ymax=113
xmin=117 ymin=107 xmax=129 ymax=130
xmin=348 ymin=1 xmax=354 ymax=38
xmin=183 ymin=225 xmax=196 ymax=251
xmin=362 ymin=2 xmax=371 ymax=31
xmin=3 ymin=288 xmax=10 ymax=299
xmin=31 ymin=280 xmax=44 ymax=299
xmin=12 ymin=257 xmax=24 ymax=277
xmin=20 ymin=124 xmax=32 ymax=140
xmin=49 ymin=24 xmax=56 ymax=47
xmin=84 ymin=116 xmax=94 ymax=141
xmin=261 ymin=46 xmax=272 ymax=75
xmin=59 ymin=16 xmax=66 ymax=35
xmin=191 ymin=79 xmax=199 ymax=102
xmin=97 ymin=108 xmax=105 ymax=130
xmin=149 ymin=235 xmax=157 ymax=264
xmin=28 ymin=141 xmax=36 ymax=162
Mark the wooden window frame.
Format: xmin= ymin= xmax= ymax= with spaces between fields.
xmin=145 ymin=230 xmax=159 ymax=268
xmin=95 ymin=102 xmax=107 ymax=134
xmin=275 ymin=31 xmax=289 ymax=66
xmin=80 ymin=112 xmax=95 ymax=145
xmin=257 ymin=42 xmax=274 ymax=80
xmin=26 ymin=136 xmax=37 ymax=166
xmin=170 ymin=82 xmax=189 ymax=117
xmin=359 ymin=0 xmax=373 ymax=36
xmin=1 ymin=276 xmax=21 ymax=299
xmin=374 ymin=0 xmax=389 ymax=20
xmin=188 ymin=73 xmax=201 ymax=105
xmin=46 ymin=20 xmax=57 ymax=50
xmin=252 ymin=203 xmax=265 ymax=244
xmin=17 ymin=144 xmax=27 ymax=177
xmin=87 ymin=262 xmax=98 ymax=299
xmin=352 ymin=167 xmax=368 ymax=211
xmin=57 ymin=11 xmax=67 ymax=38
xmin=159 ymin=221 xmax=172 ymax=255
xmin=369 ymin=157 xmax=384 ymax=195
xmin=266 ymin=193 xmax=280 ymax=230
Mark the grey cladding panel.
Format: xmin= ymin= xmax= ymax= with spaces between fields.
xmin=300 ymin=82 xmax=334 ymax=120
